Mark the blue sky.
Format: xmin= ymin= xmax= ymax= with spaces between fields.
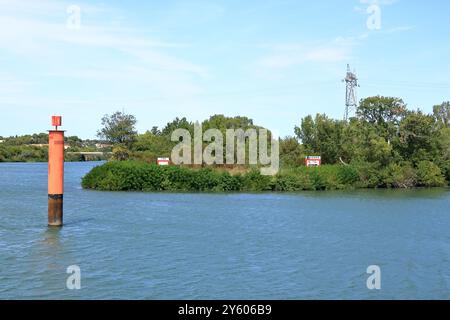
xmin=1 ymin=0 xmax=449 ymax=139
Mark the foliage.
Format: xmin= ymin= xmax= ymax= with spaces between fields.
xmin=83 ymin=162 xmax=385 ymax=192
xmin=356 ymin=96 xmax=407 ymax=126
xmin=437 ymin=127 xmax=450 ymax=181
xmin=0 ymin=133 xmax=109 ymax=162
xmin=3 ymin=97 xmax=450 ymax=190
xmin=0 ymin=145 xmax=48 ymax=162
xmin=416 ymin=161 xmax=446 ymax=187
xmin=97 ymin=111 xmax=137 ymax=146
xmin=112 ymin=145 xmax=131 ymax=161
xmin=294 ymin=114 xmax=345 ymax=164
xmin=433 ymin=101 xmax=449 ymax=128
xmin=82 ymin=161 xmax=246 ymax=192
xmin=279 ymin=137 xmax=305 ymax=168
xmin=381 ymin=163 xmax=417 ymax=188
xmin=0 ymin=133 xmax=49 ymax=146
xmin=396 ymin=111 xmax=439 ymax=164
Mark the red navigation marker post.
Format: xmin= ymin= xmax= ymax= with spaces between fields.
xmin=48 ymin=116 xmax=65 ymax=227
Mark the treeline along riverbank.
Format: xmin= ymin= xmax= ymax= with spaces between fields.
xmin=0 ymin=134 xmax=109 ymax=162
xmin=82 ymin=96 xmax=449 ymax=191
xmin=2 ymin=96 xmax=449 ymax=191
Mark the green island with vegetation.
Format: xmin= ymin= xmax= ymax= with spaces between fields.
xmin=81 ymin=96 xmax=450 ymax=192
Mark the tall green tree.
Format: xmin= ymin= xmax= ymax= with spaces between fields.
xmin=396 ymin=111 xmax=438 ymax=163
xmin=295 ymin=114 xmax=345 ymax=164
xmin=433 ymin=101 xmax=450 ymax=128
xmin=202 ymin=115 xmax=256 ymax=132
xmin=339 ymin=119 xmax=394 ymax=165
xmin=357 ymin=96 xmax=407 ymax=125
xmin=161 ymin=117 xmax=193 ymax=136
xmin=97 ymin=111 xmax=137 ymax=146
xmin=295 ymin=115 xmax=316 ymax=151
xmin=279 ymin=137 xmax=305 ymax=167
xmin=357 ymin=96 xmax=407 ymax=143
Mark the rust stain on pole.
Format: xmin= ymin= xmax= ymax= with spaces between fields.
xmin=48 ymin=116 xmax=64 ymax=227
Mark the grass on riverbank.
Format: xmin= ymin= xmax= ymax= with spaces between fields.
xmin=81 ymin=160 xmax=448 ymax=192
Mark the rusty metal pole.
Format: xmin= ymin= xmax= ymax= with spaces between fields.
xmin=48 ymin=116 xmax=64 ymax=227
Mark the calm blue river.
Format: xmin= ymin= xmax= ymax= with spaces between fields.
xmin=0 ymin=162 xmax=449 ymax=299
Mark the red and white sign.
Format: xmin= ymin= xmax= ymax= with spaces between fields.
xmin=305 ymin=156 xmax=321 ymax=167
xmin=157 ymin=157 xmax=170 ymax=166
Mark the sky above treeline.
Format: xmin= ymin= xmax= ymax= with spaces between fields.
xmin=1 ymin=0 xmax=449 ymax=139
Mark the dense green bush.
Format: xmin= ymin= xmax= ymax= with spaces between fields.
xmin=241 ymin=169 xmax=274 ymax=191
xmin=0 ymin=145 xmax=48 ymax=162
xmin=381 ymin=163 xmax=417 ymax=188
xmin=440 ymin=161 xmax=450 ymax=183
xmin=416 ymin=161 xmax=446 ymax=187
xmin=82 ymin=162 xmax=361 ymax=192
xmin=274 ymin=172 xmax=308 ymax=191
xmin=353 ymin=161 xmax=383 ymax=188
xmin=278 ymin=166 xmax=358 ymax=191
xmin=82 ymin=160 xmax=449 ymax=193
xmin=82 ymin=162 xmax=247 ymax=192
xmin=337 ymin=165 xmax=360 ymax=185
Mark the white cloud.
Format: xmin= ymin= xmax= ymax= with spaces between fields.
xmin=355 ymin=0 xmax=398 ymax=13
xmin=0 ymin=75 xmax=35 ymax=94
xmin=256 ymin=42 xmax=351 ymax=70
xmin=359 ymin=0 xmax=398 ymax=5
xmin=384 ymin=26 xmax=414 ymax=34
xmin=122 ymin=48 xmax=209 ymax=79
xmin=0 ymin=0 xmax=206 ymax=73
xmin=0 ymin=0 xmax=209 ymax=115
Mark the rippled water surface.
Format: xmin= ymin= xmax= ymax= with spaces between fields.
xmin=0 ymin=162 xmax=449 ymax=299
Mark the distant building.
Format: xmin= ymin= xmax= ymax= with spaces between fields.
xmin=157 ymin=157 xmax=170 ymax=166
xmin=29 ymin=143 xmax=70 ymax=150
xmin=0 ymin=140 xmax=4 ymax=143
xmin=305 ymin=156 xmax=321 ymax=167
xmin=30 ymin=144 xmax=48 ymax=148
xmin=95 ymin=143 xmax=112 ymax=149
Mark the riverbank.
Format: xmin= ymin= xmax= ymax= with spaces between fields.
xmin=0 ymin=146 xmax=108 ymax=162
xmin=81 ymin=160 xmax=448 ymax=192
xmin=0 ymin=134 xmax=109 ymax=162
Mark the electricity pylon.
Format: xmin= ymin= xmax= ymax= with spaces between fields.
xmin=343 ymin=64 xmax=359 ymax=121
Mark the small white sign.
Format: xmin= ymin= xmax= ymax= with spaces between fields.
xmin=157 ymin=157 xmax=170 ymax=166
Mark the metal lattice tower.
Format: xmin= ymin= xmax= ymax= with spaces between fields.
xmin=343 ymin=64 xmax=359 ymax=121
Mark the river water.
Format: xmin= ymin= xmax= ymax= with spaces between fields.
xmin=0 ymin=162 xmax=449 ymax=299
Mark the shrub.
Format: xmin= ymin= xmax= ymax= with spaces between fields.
xmin=416 ymin=161 xmax=446 ymax=187
xmin=216 ymin=172 xmax=243 ymax=192
xmin=81 ymin=160 xmax=446 ymax=192
xmin=309 ymin=169 xmax=328 ymax=190
xmin=353 ymin=162 xmax=383 ymax=188
xmin=337 ymin=165 xmax=360 ymax=186
xmin=382 ymin=163 xmax=417 ymax=188
xmin=83 ymin=161 xmax=247 ymax=192
xmin=274 ymin=173 xmax=304 ymax=191
xmin=241 ymin=169 xmax=274 ymax=192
